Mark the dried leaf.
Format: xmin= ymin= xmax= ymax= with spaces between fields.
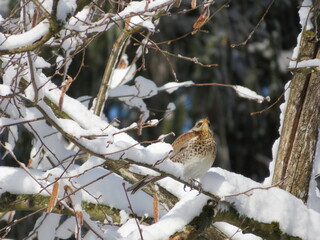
xmin=118 ymin=0 xmax=125 ymax=11
xmin=27 ymin=158 xmax=32 ymax=168
xmin=118 ymin=58 xmax=128 ymax=69
xmin=192 ymin=4 xmax=210 ymax=35
xmin=136 ymin=114 xmax=144 ymax=136
xmin=153 ymin=194 xmax=159 ymax=223
xmin=59 ymin=76 xmax=74 ymax=111
xmin=6 ymin=211 xmax=15 ymax=223
xmin=125 ymin=18 xmax=131 ymax=29
xmin=75 ymin=211 xmax=83 ymax=226
xmin=64 ymin=185 xmax=73 ymax=195
xmin=145 ymin=0 xmax=150 ymax=10
xmin=47 ymin=181 xmax=60 ymax=213
xmin=32 ymin=10 xmax=38 ymax=28
xmin=191 ymin=0 xmax=197 ymax=9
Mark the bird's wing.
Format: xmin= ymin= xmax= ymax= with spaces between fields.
xmin=170 ymin=131 xmax=197 ymax=162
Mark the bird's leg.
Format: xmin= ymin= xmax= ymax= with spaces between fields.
xmin=183 ymin=179 xmax=193 ymax=192
xmin=191 ymin=178 xmax=203 ymax=195
xmin=183 ymin=179 xmax=203 ymax=194
xmin=183 ymin=183 xmax=188 ymax=192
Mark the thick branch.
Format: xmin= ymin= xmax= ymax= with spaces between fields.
xmin=93 ymin=29 xmax=130 ymax=116
xmin=272 ymin=3 xmax=320 ymax=202
xmin=0 ymin=31 xmax=57 ymax=56
xmin=213 ymin=203 xmax=301 ymax=240
xmin=0 ymin=190 xmax=301 ymax=239
xmin=0 ymin=192 xmax=121 ymax=222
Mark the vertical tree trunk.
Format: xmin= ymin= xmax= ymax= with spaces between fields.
xmin=272 ymin=1 xmax=320 ymax=202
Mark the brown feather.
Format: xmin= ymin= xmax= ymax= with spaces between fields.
xmin=171 ymin=131 xmax=197 ymax=155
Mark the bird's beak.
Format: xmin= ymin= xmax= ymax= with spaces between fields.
xmin=202 ymin=119 xmax=209 ymax=125
xmin=200 ymin=119 xmax=211 ymax=134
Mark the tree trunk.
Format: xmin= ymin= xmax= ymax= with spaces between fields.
xmin=272 ymin=1 xmax=320 ymax=202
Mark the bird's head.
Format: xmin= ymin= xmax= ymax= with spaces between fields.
xmin=192 ymin=118 xmax=212 ymax=135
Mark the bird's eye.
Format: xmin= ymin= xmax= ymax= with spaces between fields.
xmin=195 ymin=121 xmax=202 ymax=128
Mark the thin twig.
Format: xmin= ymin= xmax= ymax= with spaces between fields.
xmin=250 ymin=84 xmax=290 ymax=115
xmin=30 ymin=0 xmax=54 ymax=22
xmin=230 ymin=0 xmax=275 ymax=47
xmin=0 ymin=117 xmax=44 ymax=128
xmin=145 ymin=39 xmax=218 ymax=68
xmin=122 ymin=183 xmax=144 ymax=240
xmin=223 ymin=177 xmax=288 ymax=198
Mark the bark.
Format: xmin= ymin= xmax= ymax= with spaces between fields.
xmin=271 ymin=2 xmax=320 ymax=202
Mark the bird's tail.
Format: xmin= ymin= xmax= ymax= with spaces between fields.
xmin=127 ymin=175 xmax=163 ymax=194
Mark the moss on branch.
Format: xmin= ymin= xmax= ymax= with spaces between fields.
xmin=0 ymin=192 xmax=121 ymax=222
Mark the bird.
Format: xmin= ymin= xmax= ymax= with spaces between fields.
xmin=127 ymin=118 xmax=216 ymax=194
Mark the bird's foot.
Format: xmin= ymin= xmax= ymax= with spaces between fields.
xmin=183 ymin=179 xmax=203 ymax=195
xmin=191 ymin=179 xmax=203 ymax=195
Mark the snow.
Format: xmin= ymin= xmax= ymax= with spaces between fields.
xmin=135 ymin=76 xmax=158 ymax=98
xmin=34 ymin=56 xmax=51 ymax=68
xmin=129 ymin=165 xmax=161 ymax=177
xmin=37 ymin=214 xmax=61 ymax=240
xmin=232 ymin=85 xmax=270 ymax=103
xmin=214 ymin=222 xmax=262 ymax=240
xmin=119 ymin=0 xmax=174 ymax=17
xmin=0 ymin=115 xmax=40 ymax=127
xmin=0 ymin=161 xmax=167 ymax=217
xmin=0 ymin=0 xmax=9 ymax=18
xmin=119 ymin=192 xmax=210 ymax=240
xmin=109 ymin=85 xmax=137 ymax=98
xmin=308 ymin=133 xmax=320 ymax=212
xmin=56 ymin=217 xmax=76 ymax=239
xmin=109 ymin=76 xmax=159 ymax=122
xmin=156 ymin=177 xmax=186 ymax=198
xmin=299 ymin=0 xmax=313 ymax=30
xmin=1 ymin=64 xmax=17 ymax=85
xmin=202 ymin=168 xmax=320 ymax=240
xmin=147 ymin=119 xmax=159 ymax=127
xmin=289 ymin=59 xmax=320 ymax=69
xmin=110 ymin=76 xmax=158 ymax=99
xmin=166 ymin=102 xmax=176 ymax=111
xmin=44 ymin=84 xmax=116 ymax=132
xmin=0 ymin=166 xmax=48 ymax=196
xmin=158 ymin=81 xmax=194 ymax=93
xmin=76 ymin=165 xmax=166 ymax=216
xmin=87 ymin=0 xmax=175 ymax=34
xmin=57 ymin=0 xmax=76 ymax=22
xmin=129 ymin=15 xmax=155 ymax=31
xmin=109 ymin=78 xmax=196 ymax=123
xmin=119 ymin=210 xmax=130 ymax=224
xmin=290 ymin=0 xmax=313 ymax=66
xmin=109 ymin=58 xmax=137 ymax=89
xmin=0 ymin=20 xmax=49 ymax=50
